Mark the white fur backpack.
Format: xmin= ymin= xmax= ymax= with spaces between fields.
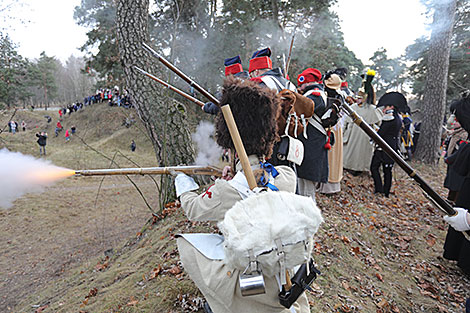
xmin=218 ymin=190 xmax=323 ymax=286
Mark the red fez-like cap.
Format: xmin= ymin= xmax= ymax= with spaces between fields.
xmin=225 ymin=63 xmax=243 ymax=76
xmin=224 ymin=55 xmax=243 ymax=76
xmin=249 ymin=48 xmax=273 ymax=73
xmin=297 ymin=68 xmax=322 ymax=86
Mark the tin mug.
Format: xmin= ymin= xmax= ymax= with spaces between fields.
xmin=239 ymin=270 xmax=266 ymax=296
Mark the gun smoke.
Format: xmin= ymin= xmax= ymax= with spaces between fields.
xmin=191 ymin=121 xmax=222 ymax=166
xmin=0 ymin=148 xmax=74 ymax=209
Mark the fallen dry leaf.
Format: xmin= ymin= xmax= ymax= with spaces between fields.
xmin=375 ymin=273 xmax=384 ymax=282
xmin=127 ymin=296 xmax=139 ymax=306
xmin=169 ymin=265 xmax=182 ymax=275
xmin=34 ymin=305 xmax=48 ymax=313
xmin=149 ymin=265 xmax=162 ymax=280
xmin=87 ymin=287 xmax=98 ymax=298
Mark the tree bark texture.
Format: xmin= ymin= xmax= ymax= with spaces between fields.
xmin=116 ymin=0 xmax=195 ymax=206
xmin=416 ymin=0 xmax=457 ymax=164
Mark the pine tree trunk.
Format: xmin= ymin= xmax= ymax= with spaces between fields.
xmin=415 ymin=0 xmax=457 ymax=164
xmin=116 ymin=0 xmax=195 ymax=208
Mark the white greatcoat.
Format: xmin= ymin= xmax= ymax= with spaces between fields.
xmin=342 ymin=103 xmax=383 ymax=172
xmin=177 ymin=155 xmax=310 ymax=313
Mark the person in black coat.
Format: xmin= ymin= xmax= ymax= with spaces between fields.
xmin=36 ymin=132 xmax=48 ymax=156
xmin=442 ymin=93 xmax=470 ymax=275
xmin=370 ymin=105 xmax=402 ymax=197
xmin=294 ymin=68 xmax=330 ymax=199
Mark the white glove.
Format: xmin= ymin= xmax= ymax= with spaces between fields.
xmin=443 ymin=207 xmax=470 ymax=232
xmin=174 ymin=173 xmax=199 ymax=197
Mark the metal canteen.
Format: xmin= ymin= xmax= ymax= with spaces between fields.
xmin=239 ymin=270 xmax=266 ymax=296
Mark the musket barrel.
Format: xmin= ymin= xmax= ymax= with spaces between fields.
xmin=142 ymin=42 xmax=220 ymax=105
xmin=75 ymin=166 xmax=222 ymax=177
xmin=134 ymin=66 xmax=205 ymax=107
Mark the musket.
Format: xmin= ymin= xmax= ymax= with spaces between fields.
xmin=74 ymin=165 xmax=222 ymax=177
xmin=284 ymin=27 xmax=296 ymax=78
xmin=143 ymin=43 xmax=259 ymax=190
xmin=134 ymin=66 xmax=205 ymax=107
xmin=142 ymin=43 xmax=220 ymax=105
xmin=334 ymin=97 xmax=470 ymax=238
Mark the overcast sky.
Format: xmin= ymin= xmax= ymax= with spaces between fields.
xmin=333 ymin=0 xmax=430 ymax=63
xmin=4 ymin=0 xmax=86 ymax=62
xmin=3 ymin=0 xmax=430 ymax=64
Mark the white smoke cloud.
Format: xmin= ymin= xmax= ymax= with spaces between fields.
xmin=191 ymin=121 xmax=223 ymax=166
xmin=0 ymin=149 xmax=73 ymax=209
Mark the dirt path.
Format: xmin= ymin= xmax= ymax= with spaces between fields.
xmin=0 ymin=176 xmax=156 ymax=312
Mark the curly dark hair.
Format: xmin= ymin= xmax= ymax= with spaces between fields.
xmin=216 ymin=77 xmax=280 ymax=158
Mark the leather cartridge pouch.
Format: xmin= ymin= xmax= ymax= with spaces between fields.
xmin=278 ymin=259 xmax=321 ymax=308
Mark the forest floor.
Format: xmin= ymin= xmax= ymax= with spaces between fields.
xmin=0 ymin=104 xmax=469 ymax=313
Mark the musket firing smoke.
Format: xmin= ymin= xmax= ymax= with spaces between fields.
xmin=192 ymin=121 xmax=223 ymax=166
xmin=0 ymin=149 xmax=75 ymax=209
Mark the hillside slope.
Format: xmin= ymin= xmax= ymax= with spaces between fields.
xmin=0 ymin=104 xmax=160 ymax=312
xmin=1 ymin=105 xmax=469 ymax=313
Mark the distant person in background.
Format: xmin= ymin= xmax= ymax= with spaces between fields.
xmin=343 ymin=89 xmax=383 ymax=176
xmin=411 ymin=121 xmax=421 ymax=154
xmin=10 ymin=121 xmax=17 ymax=134
xmin=443 ymin=116 xmax=467 ymax=203
xmin=55 ymin=121 xmax=63 ymax=137
xmin=21 ymin=120 xmax=26 ymax=132
xmin=71 ymin=125 xmax=76 ymax=135
xmin=58 ymin=108 xmax=63 ymax=118
xmin=130 ymin=140 xmax=136 ymax=152
xmin=65 ymin=129 xmax=70 ymax=142
xmin=36 ymin=132 xmax=47 ymax=155
xmin=221 ymin=148 xmax=230 ymax=162
xmin=400 ymin=112 xmax=414 ymax=160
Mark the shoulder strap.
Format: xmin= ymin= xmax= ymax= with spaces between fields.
xmin=261 ymin=76 xmax=297 ymax=92
xmin=260 ymin=76 xmax=284 ymax=92
xmin=308 ymin=115 xmax=327 ymax=136
xmin=304 ymin=88 xmax=327 ymax=105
